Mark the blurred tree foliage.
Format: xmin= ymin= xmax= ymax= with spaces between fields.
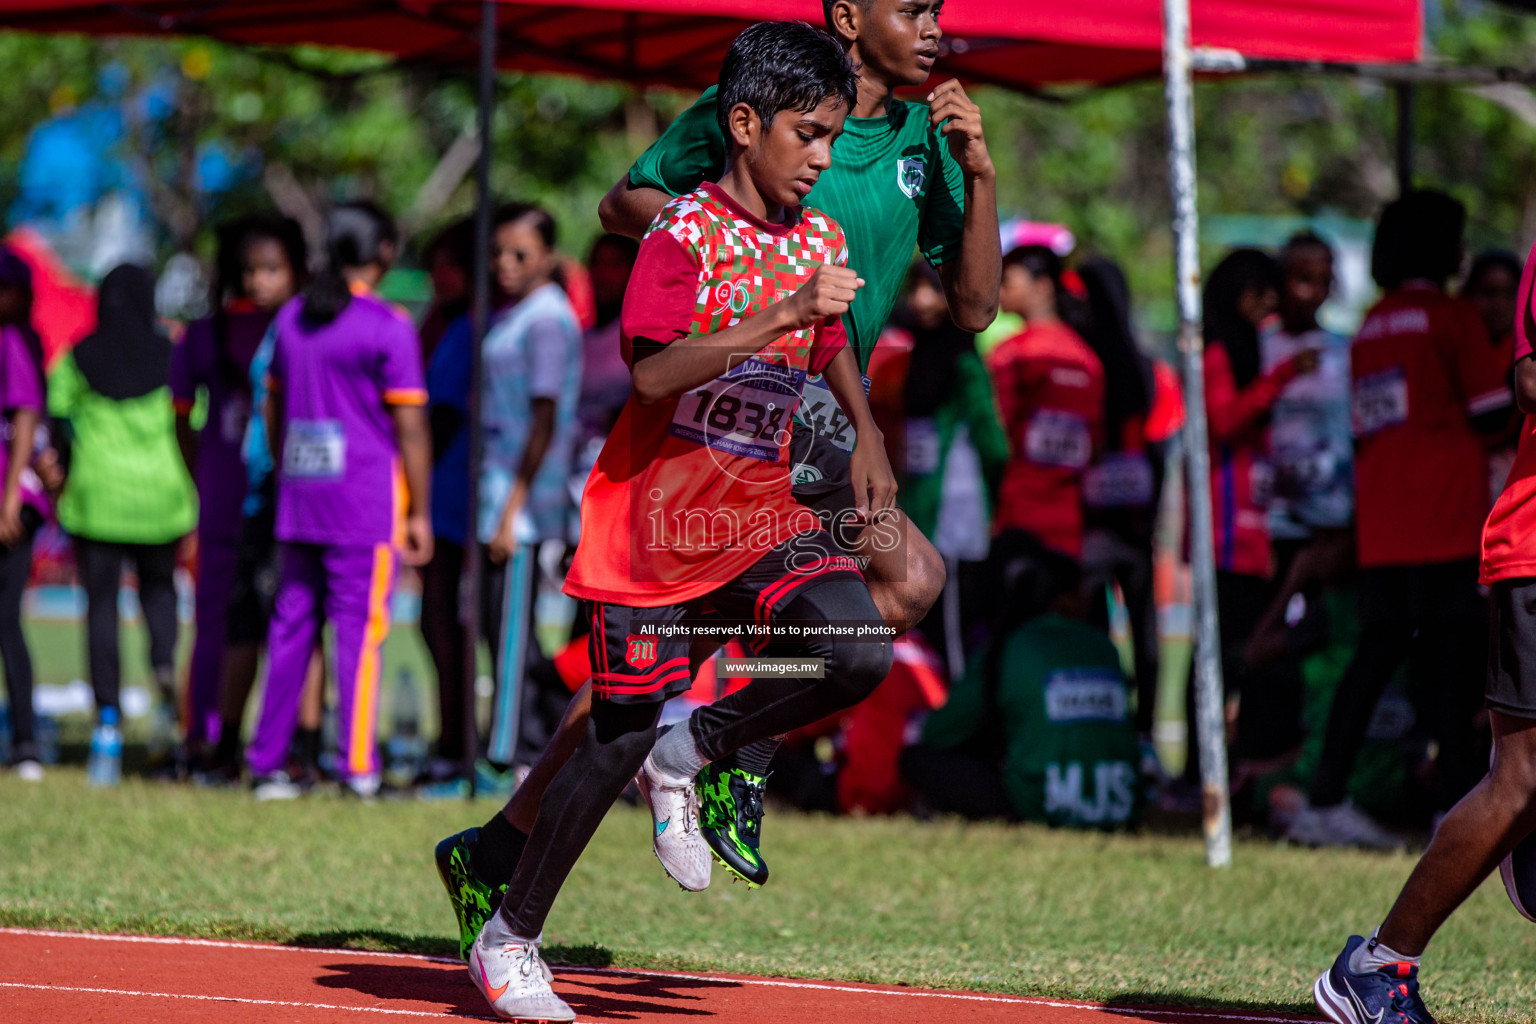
xmin=0 ymin=0 xmax=1533 ymax=330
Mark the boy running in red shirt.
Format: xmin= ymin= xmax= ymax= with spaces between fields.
xmin=464 ymin=24 xmax=892 ymax=1022
xmin=1312 ymin=236 xmax=1536 ymax=1024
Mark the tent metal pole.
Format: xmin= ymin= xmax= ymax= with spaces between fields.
xmin=462 ymin=0 xmax=497 ymax=798
xmin=1162 ymin=0 xmax=1232 ymax=868
xmin=1396 ymin=82 xmax=1415 ymax=195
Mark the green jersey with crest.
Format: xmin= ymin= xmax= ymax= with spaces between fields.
xmin=628 ymin=85 xmax=967 ymax=374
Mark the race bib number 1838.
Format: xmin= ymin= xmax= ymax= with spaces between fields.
xmin=669 ymin=357 xmax=806 ymax=462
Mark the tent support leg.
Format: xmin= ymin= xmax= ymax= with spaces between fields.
xmin=1162 ymin=0 xmax=1232 ymax=868
xmin=462 ymin=0 xmax=498 ymax=798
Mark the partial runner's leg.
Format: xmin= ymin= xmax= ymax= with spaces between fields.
xmin=490 ymin=698 xmax=663 ymax=938
xmin=1378 ymin=712 xmax=1536 ymax=955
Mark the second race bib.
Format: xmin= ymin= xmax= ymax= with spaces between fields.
xmin=283 ymin=419 xmax=347 ymax=479
xmin=669 ymin=357 xmax=805 ymax=462
xmin=1352 ymin=367 xmax=1409 ymax=437
xmin=1025 ymin=410 xmax=1091 ymax=469
xmin=794 ymin=373 xmax=873 ymax=453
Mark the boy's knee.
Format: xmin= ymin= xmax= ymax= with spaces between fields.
xmin=826 ymin=639 xmax=892 ymax=704
xmin=870 ymin=533 xmax=945 ymax=633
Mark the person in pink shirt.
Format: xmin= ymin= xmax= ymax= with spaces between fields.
xmin=244 ymin=203 xmax=433 ymax=799
xmin=0 ymin=247 xmax=48 ymax=780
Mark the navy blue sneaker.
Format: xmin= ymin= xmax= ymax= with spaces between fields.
xmin=1500 ymin=830 xmax=1536 ymax=922
xmin=1314 ymin=935 xmax=1436 ymax=1024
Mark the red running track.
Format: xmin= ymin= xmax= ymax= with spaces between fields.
xmin=0 ymin=928 xmax=1319 ymax=1024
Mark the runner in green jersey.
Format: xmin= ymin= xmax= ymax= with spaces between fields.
xmin=432 ymin=6 xmax=998 ymax=940
xmin=597 ymin=0 xmax=1000 ymax=885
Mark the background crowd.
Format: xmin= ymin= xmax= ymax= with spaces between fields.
xmin=0 ymin=166 xmax=1524 ymax=845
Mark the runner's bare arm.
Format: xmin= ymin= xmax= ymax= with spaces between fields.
xmin=631 ymin=265 xmax=863 ymax=405
xmin=821 ymin=345 xmax=895 ymax=519
xmin=598 ymin=175 xmax=672 ymax=240
xmin=389 ymin=403 xmax=434 ymax=567
xmin=928 ymin=80 xmax=1000 ymax=333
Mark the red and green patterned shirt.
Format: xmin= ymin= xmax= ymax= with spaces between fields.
xmin=564 ymin=183 xmax=850 ymax=607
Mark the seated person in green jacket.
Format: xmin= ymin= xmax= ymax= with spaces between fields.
xmin=901 ymin=539 xmax=1142 ymax=827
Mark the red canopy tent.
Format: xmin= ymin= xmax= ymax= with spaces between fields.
xmin=0 ymin=0 xmax=1423 ymax=852
xmin=0 ymin=0 xmax=1419 ymax=91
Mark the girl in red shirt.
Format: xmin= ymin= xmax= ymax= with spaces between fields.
xmin=1187 ymin=249 xmax=1316 ymax=787
xmin=987 ymin=245 xmax=1104 ymax=560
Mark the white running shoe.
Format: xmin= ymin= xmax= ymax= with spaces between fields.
xmin=467 ymin=932 xmax=573 ymax=1022
xmin=13 ymin=759 xmax=43 ymax=782
xmin=252 ymin=771 xmax=302 ymax=801
xmin=636 ymin=752 xmax=711 ymax=891
xmin=1286 ymin=799 xmax=1403 ymax=850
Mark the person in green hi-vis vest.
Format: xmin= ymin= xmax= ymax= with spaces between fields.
xmin=45 ymin=265 xmax=196 ymax=764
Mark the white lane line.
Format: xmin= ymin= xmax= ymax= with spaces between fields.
xmin=0 ymin=927 xmax=1321 ymax=1022
xmin=578 ymin=967 xmax=1321 ymax=1022
xmin=0 ymin=981 xmax=506 ymax=1020
xmin=0 ymin=927 xmax=461 ymax=964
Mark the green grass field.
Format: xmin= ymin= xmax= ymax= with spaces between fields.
xmin=4 ymin=769 xmax=1536 ymax=1024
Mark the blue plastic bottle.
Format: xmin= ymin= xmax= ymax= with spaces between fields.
xmin=87 ymin=707 xmax=123 ymax=787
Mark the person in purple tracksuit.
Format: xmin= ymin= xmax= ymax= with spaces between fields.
xmin=244 ymin=203 xmax=433 ymax=798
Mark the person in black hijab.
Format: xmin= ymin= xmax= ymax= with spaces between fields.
xmin=71 ymin=265 xmax=171 ymax=404
xmin=48 ymin=262 xmax=196 ymax=780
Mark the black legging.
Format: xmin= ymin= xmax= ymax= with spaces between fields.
xmin=497 ymin=580 xmax=891 ymax=938
xmin=1309 ymin=614 xmax=1483 ymax=813
xmin=0 ymin=513 xmax=40 ymax=760
xmin=1083 ymin=528 xmax=1159 ymax=734
xmin=420 ymin=538 xmax=467 ymax=762
xmin=74 ymin=537 xmax=180 ymax=714
xmin=1183 ymin=570 xmax=1305 ymax=784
